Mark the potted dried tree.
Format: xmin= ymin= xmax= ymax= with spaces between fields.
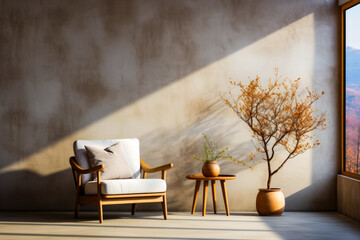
xmin=221 ymin=68 xmax=327 ymax=216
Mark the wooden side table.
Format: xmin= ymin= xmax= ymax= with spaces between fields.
xmin=186 ymin=174 xmax=236 ymax=216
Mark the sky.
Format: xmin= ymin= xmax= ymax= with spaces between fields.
xmin=346 ymin=3 xmax=360 ymax=50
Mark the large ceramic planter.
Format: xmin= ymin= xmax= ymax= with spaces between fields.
xmin=202 ymin=161 xmax=220 ymax=177
xmin=256 ymin=188 xmax=285 ymax=216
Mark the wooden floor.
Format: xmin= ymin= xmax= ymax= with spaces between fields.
xmin=0 ymin=212 xmax=359 ymax=239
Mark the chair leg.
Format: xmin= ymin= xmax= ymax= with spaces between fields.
xmin=97 ymin=201 xmax=103 ymax=223
xmin=74 ymin=202 xmax=80 ymax=219
xmin=74 ymin=195 xmax=80 ymax=219
xmin=131 ymin=204 xmax=136 ymax=215
xmin=162 ymin=194 xmax=168 ymax=220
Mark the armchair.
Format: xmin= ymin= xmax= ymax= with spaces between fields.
xmin=69 ymin=138 xmax=173 ymax=223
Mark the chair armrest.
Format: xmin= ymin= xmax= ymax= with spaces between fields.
xmin=140 ymin=158 xmax=173 ymax=173
xmin=69 ymin=156 xmax=104 ymax=174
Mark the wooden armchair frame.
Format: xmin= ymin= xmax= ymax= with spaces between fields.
xmin=69 ymin=156 xmax=173 ymax=223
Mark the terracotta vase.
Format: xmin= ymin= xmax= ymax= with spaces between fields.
xmin=256 ymin=188 xmax=285 ymax=216
xmin=202 ymin=161 xmax=220 ymax=177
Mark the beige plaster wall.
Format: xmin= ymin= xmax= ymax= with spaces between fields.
xmin=0 ymin=0 xmax=339 ymax=211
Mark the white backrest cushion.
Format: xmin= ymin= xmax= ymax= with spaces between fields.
xmin=73 ymin=138 xmax=140 ymax=184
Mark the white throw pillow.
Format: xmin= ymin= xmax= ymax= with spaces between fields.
xmin=85 ymin=142 xmax=133 ymax=180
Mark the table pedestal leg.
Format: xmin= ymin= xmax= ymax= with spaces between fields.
xmin=220 ymin=180 xmax=230 ymax=216
xmin=202 ymin=180 xmax=209 ymax=216
xmin=191 ymin=180 xmax=201 ymax=214
xmin=211 ymin=180 xmax=217 ymax=214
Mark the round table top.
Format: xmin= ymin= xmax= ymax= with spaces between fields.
xmin=186 ymin=174 xmax=236 ymax=180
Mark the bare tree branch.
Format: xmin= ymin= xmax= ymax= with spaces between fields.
xmin=221 ymin=69 xmax=327 ymax=189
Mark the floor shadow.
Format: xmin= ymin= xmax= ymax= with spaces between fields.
xmin=230 ymin=212 xmax=259 ymax=217
xmin=1 ymin=212 xmax=359 ymax=240
xmin=0 ymin=211 xmax=261 ymax=224
xmin=260 ymin=212 xmax=360 ymax=240
xmin=0 ymin=233 xmax=231 ymax=240
xmin=0 ymin=221 xmax=269 ymax=233
xmin=0 ymin=211 xmax=169 ymax=223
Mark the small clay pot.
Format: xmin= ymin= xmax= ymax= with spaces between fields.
xmin=202 ymin=161 xmax=220 ymax=177
xmin=256 ymin=188 xmax=285 ymax=216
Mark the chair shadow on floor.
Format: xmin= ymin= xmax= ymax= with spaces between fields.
xmin=0 ymin=211 xmax=168 ymax=224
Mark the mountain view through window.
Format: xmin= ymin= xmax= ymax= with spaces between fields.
xmin=345 ymin=3 xmax=360 ymax=175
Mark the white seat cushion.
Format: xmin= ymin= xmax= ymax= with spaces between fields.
xmin=84 ymin=179 xmax=167 ymax=195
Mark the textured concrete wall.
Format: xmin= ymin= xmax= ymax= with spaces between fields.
xmin=337 ymin=175 xmax=360 ymax=221
xmin=0 ymin=0 xmax=339 ymax=211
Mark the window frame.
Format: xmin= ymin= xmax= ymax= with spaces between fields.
xmin=341 ymin=0 xmax=360 ymax=180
